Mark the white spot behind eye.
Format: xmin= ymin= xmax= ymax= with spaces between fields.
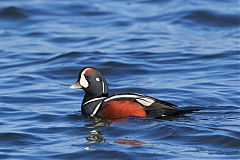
xmin=96 ymin=78 xmax=100 ymax=81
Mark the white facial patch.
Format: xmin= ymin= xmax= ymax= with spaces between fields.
xmin=96 ymin=78 xmax=100 ymax=81
xmin=80 ymin=70 xmax=89 ymax=88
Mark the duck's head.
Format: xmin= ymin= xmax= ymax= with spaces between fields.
xmin=70 ymin=67 xmax=109 ymax=98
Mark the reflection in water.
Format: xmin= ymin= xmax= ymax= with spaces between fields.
xmin=83 ymin=146 xmax=96 ymax=151
xmin=86 ymin=130 xmax=105 ymax=143
xmin=85 ymin=118 xmax=109 ymax=143
xmin=85 ymin=118 xmax=145 ymax=146
xmin=85 ymin=117 xmax=111 ymax=128
xmin=115 ymin=138 xmax=145 ymax=146
xmin=85 ymin=128 xmax=146 ymax=146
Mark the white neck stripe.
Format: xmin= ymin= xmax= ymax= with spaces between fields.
xmin=83 ymin=97 xmax=106 ymax=105
xmin=102 ymin=81 xmax=105 ymax=93
xmin=90 ymin=102 xmax=102 ymax=117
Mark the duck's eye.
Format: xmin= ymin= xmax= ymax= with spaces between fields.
xmin=96 ymin=78 xmax=100 ymax=81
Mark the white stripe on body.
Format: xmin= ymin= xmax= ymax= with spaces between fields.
xmin=83 ymin=97 xmax=107 ymax=105
xmin=136 ymin=97 xmax=155 ymax=106
xmin=104 ymin=94 xmax=141 ymax=102
xmin=104 ymin=94 xmax=155 ymax=106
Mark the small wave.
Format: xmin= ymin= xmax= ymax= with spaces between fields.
xmin=181 ymin=9 xmax=240 ymax=28
xmin=48 ymin=36 xmax=97 ymax=44
xmin=0 ymin=6 xmax=27 ymax=19
xmin=66 ymin=3 xmax=112 ymax=17
xmin=47 ymin=51 xmax=97 ymax=62
xmin=187 ymin=134 xmax=240 ymax=149
xmin=67 ymin=111 xmax=86 ymax=121
xmin=49 ymin=150 xmax=137 ymax=160
xmin=0 ymin=132 xmax=44 ymax=145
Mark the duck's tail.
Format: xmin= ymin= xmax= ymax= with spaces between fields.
xmin=177 ymin=107 xmax=201 ymax=115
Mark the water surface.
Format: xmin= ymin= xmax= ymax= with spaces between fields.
xmin=0 ymin=0 xmax=239 ymax=159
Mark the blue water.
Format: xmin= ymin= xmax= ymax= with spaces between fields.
xmin=0 ymin=0 xmax=239 ymax=159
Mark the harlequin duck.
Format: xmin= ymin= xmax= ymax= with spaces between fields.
xmin=70 ymin=67 xmax=198 ymax=119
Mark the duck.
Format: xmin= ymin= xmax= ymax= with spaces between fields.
xmin=70 ymin=67 xmax=198 ymax=119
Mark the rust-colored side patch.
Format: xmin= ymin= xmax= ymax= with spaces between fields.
xmin=102 ymin=100 xmax=147 ymax=119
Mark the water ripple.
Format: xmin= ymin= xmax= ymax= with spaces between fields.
xmin=182 ymin=10 xmax=240 ymax=27
xmin=0 ymin=6 xmax=27 ymax=19
xmin=0 ymin=0 xmax=239 ymax=159
xmin=0 ymin=132 xmax=44 ymax=146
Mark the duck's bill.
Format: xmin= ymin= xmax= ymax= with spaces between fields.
xmin=70 ymin=82 xmax=82 ymax=89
